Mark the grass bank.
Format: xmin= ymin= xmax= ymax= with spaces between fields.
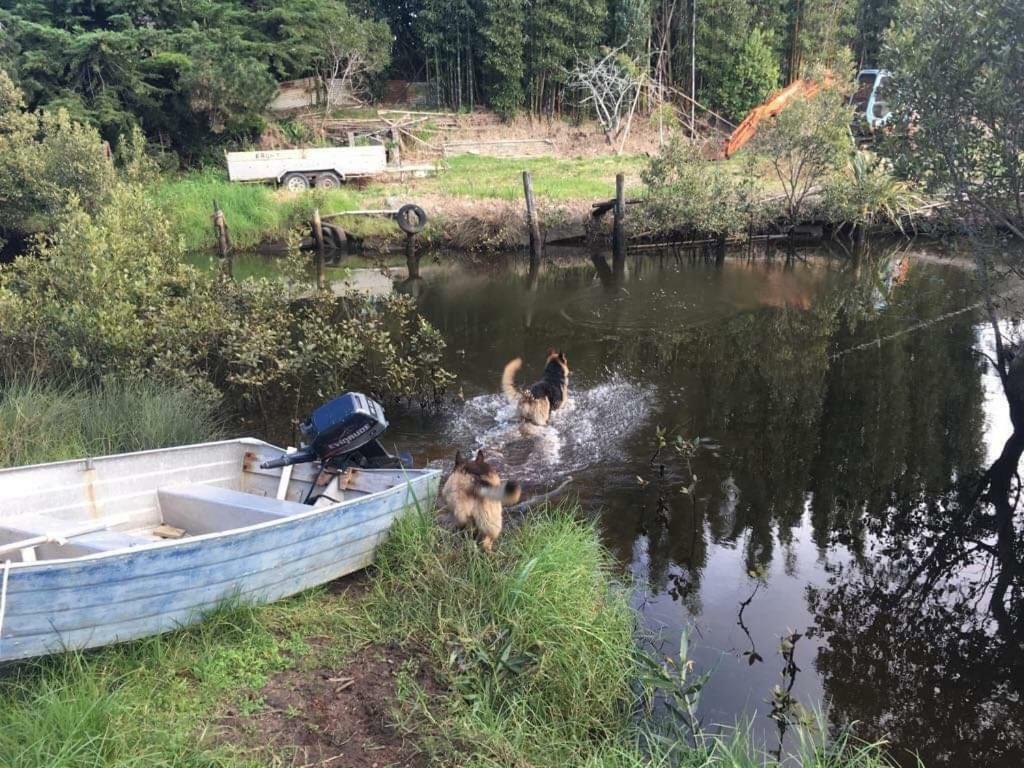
xmin=0 ymin=380 xmax=224 ymax=468
xmin=150 ymin=154 xmax=651 ymax=254
xmin=0 ymin=494 xmax=901 ymax=767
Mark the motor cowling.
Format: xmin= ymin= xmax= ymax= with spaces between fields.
xmin=260 ymin=393 xmax=410 ymax=471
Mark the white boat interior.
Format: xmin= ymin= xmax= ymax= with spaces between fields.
xmin=0 ymin=439 xmax=419 ymax=565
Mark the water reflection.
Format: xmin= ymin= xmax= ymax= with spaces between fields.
xmin=382 ymin=244 xmax=1019 ymax=766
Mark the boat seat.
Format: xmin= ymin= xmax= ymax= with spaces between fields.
xmin=158 ymin=483 xmax=310 ymax=535
xmin=0 ymin=514 xmax=148 ymax=559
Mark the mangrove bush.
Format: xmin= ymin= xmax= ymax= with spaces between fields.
xmin=0 ymin=182 xmax=452 ymax=424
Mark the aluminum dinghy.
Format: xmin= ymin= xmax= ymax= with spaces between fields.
xmin=0 ymin=438 xmax=439 ymax=662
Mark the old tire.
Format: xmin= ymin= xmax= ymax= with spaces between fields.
xmin=282 ymin=173 xmax=310 ymax=192
xmin=321 ymin=222 xmax=346 ymax=249
xmin=316 ymin=172 xmax=342 ymax=190
xmin=396 ymin=203 xmax=427 ymax=234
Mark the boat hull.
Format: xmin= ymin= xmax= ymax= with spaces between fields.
xmin=0 ymin=462 xmax=438 ymax=662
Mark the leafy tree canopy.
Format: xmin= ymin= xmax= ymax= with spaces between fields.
xmin=0 ymin=0 xmax=391 ymax=161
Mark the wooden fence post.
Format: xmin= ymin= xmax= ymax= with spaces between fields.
xmin=522 ymin=171 xmax=543 ymax=274
xmin=612 ymin=173 xmax=626 ymax=275
xmin=212 ymin=200 xmax=232 ymax=279
xmin=405 ymin=232 xmax=420 ymax=279
xmin=311 ymin=208 xmax=325 ymax=290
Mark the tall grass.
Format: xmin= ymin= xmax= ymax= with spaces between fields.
xmin=0 ymin=380 xmax=224 ymax=468
xmin=149 ymin=169 xmax=364 ymax=251
xmin=367 ymin=505 xmax=640 ymax=765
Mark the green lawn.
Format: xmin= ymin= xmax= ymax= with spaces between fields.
xmin=150 ymin=153 xmax=652 ymax=253
xmin=367 ymin=153 xmax=649 ymax=202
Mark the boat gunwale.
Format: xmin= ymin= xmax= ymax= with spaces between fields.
xmin=1 ymin=437 xmax=439 ymax=572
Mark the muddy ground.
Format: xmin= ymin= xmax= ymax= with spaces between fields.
xmin=218 ymin=577 xmax=442 ymax=768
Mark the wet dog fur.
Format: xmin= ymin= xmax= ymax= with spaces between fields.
xmin=501 ymin=349 xmax=570 ymax=426
xmin=440 ymin=449 xmax=521 ymax=552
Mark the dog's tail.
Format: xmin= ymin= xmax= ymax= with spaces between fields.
xmin=501 ymin=358 xmax=523 ymax=403
xmin=478 ymin=480 xmax=522 ymax=505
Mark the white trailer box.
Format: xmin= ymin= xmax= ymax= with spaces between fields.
xmin=226 ymin=146 xmax=387 ymax=190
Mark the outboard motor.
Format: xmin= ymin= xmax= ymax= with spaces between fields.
xmin=260 ymin=393 xmax=411 ymax=471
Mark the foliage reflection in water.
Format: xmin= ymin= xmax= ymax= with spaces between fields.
xmin=338 ymin=244 xmax=1015 ymax=766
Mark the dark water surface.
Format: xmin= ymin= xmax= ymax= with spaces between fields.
xmin=363 ymin=246 xmax=1019 ymax=766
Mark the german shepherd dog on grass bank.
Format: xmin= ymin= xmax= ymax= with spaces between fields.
xmin=501 ymin=349 xmax=570 ymax=426
xmin=440 ymin=450 xmax=522 ymax=552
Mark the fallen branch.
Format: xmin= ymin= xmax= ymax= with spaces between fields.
xmin=507 ymin=476 xmax=574 ymax=512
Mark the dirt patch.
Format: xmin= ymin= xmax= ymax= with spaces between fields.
xmin=219 ymin=639 xmax=441 ymax=768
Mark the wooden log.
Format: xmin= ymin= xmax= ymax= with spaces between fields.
xmin=612 ymin=173 xmax=626 ymax=274
xmin=522 ymin=171 xmax=543 ymax=272
xmin=311 ymin=208 xmax=325 ymax=290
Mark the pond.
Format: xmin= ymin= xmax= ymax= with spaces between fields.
xmin=363 ymin=242 xmax=1021 ymax=767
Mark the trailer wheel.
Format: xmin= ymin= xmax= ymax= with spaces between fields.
xmin=316 ymin=172 xmax=342 ymax=190
xmin=282 ymin=173 xmax=310 ymax=192
xmin=396 ymin=204 xmax=427 ymax=234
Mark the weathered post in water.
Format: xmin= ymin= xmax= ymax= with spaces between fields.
xmin=405 ymin=232 xmax=419 ymax=279
xmin=612 ymin=173 xmax=626 ymax=275
xmin=212 ymin=200 xmax=232 ymax=278
xmin=311 ymin=208 xmax=326 ymax=290
xmin=522 ymin=171 xmax=543 ymax=274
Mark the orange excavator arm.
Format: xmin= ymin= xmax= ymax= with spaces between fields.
xmin=723 ymin=78 xmax=823 ymax=158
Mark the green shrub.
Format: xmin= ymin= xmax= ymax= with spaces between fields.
xmin=753 ymin=85 xmax=852 ymax=224
xmin=641 ymin=139 xmax=762 ymax=236
xmin=0 ymin=70 xmax=116 ymax=240
xmin=0 ymin=182 xmax=453 ymax=426
xmin=823 ymin=151 xmax=922 ymax=231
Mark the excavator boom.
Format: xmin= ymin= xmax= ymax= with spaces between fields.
xmin=723 ymin=79 xmax=823 ymax=158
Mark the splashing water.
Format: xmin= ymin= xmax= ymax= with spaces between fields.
xmin=429 ymin=376 xmax=656 ymax=491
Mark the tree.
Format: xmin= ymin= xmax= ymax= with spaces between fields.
xmin=480 ymin=0 xmax=526 ymax=119
xmin=703 ymin=27 xmax=781 ymax=121
xmin=313 ymin=5 xmax=391 ymax=109
xmin=0 ymin=0 xmax=388 ymax=161
xmin=884 ymin=0 xmax=1024 ymax=637
xmin=885 ymin=0 xmax=1024 ymax=239
xmin=754 ymin=84 xmax=852 ymax=225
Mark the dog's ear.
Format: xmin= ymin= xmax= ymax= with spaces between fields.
xmin=454 ymin=450 xmax=465 ymax=467
xmin=474 ymin=449 xmax=486 ymax=464
xmin=546 ymin=347 xmax=557 ymax=357
xmin=558 ymin=352 xmax=567 ymax=364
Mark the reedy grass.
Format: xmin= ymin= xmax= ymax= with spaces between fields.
xmin=0 ymin=380 xmax=225 ymax=468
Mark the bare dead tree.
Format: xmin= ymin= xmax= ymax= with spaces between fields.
xmin=568 ymin=45 xmax=640 ymax=148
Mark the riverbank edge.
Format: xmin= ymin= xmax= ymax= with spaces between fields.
xmin=154 ymin=180 xmax=954 ymax=260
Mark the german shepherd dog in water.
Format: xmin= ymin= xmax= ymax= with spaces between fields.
xmin=440 ymin=450 xmax=521 ymax=552
xmin=501 ymin=349 xmax=570 ymax=426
